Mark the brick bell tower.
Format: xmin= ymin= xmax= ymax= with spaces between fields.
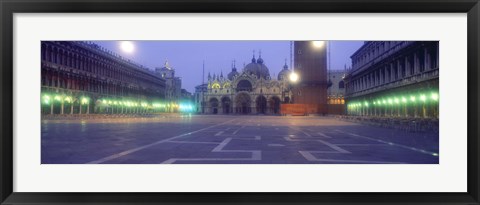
xmin=291 ymin=41 xmax=328 ymax=114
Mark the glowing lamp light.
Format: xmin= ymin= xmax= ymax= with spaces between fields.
xmin=43 ymin=95 xmax=51 ymax=104
xmin=388 ymin=99 xmax=393 ymax=105
xmin=431 ymin=93 xmax=439 ymax=101
xmin=402 ymin=97 xmax=407 ymax=103
xmin=394 ymin=98 xmax=399 ymax=104
xmin=289 ymin=72 xmax=299 ymax=82
xmin=81 ymin=97 xmax=89 ymax=105
xmin=312 ymin=41 xmax=325 ymax=48
xmin=420 ymin=94 xmax=427 ymax=102
xmin=65 ymin=96 xmax=72 ymax=103
xmin=410 ymin=96 xmax=416 ymax=102
xmin=54 ymin=95 xmax=62 ymax=101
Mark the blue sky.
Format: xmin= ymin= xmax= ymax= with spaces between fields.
xmin=93 ymin=41 xmax=364 ymax=93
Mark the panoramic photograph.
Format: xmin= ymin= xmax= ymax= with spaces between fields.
xmin=40 ymin=40 xmax=439 ymax=164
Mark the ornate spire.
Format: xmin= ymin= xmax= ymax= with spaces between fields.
xmin=257 ymin=49 xmax=264 ymax=64
xmin=220 ymin=70 xmax=223 ymax=78
xmin=164 ymin=59 xmax=170 ymax=69
xmin=283 ymin=58 xmax=288 ymax=69
xmin=233 ymin=59 xmax=237 ymax=71
xmin=251 ymin=50 xmax=256 ymax=63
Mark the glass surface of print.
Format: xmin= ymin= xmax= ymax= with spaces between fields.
xmin=41 ymin=41 xmax=439 ymax=164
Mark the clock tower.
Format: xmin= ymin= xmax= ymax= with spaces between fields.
xmin=291 ymin=41 xmax=328 ymax=114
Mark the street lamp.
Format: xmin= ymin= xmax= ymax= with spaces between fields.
xmin=312 ymin=41 xmax=325 ymax=48
xmin=289 ymin=71 xmax=299 ymax=83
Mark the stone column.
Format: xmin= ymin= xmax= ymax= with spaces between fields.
xmin=405 ymin=56 xmax=410 ymax=77
xmin=425 ymin=47 xmax=430 ymax=71
xmin=414 ymin=52 xmax=419 ymax=75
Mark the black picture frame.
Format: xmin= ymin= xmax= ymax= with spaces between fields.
xmin=1 ymin=0 xmax=479 ymax=204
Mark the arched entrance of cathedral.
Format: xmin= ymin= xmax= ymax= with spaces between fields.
xmin=235 ymin=93 xmax=251 ymax=114
xmin=236 ymin=79 xmax=253 ymax=92
xmin=256 ymin=95 xmax=267 ymax=114
xmin=269 ymin=96 xmax=281 ymax=114
xmin=209 ymin=98 xmax=219 ymax=114
xmin=221 ymin=96 xmax=232 ymax=114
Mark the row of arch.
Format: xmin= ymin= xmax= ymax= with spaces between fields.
xmin=207 ymin=94 xmax=281 ymax=115
xmin=41 ymin=41 xmax=165 ymax=93
xmin=41 ymin=69 xmax=164 ymax=98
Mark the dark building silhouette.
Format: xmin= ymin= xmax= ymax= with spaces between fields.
xmin=290 ymin=41 xmax=328 ymax=114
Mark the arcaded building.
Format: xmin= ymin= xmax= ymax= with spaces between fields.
xmin=198 ymin=53 xmax=292 ymax=115
xmin=344 ymin=41 xmax=439 ymax=118
xmin=41 ymin=41 xmax=166 ymax=115
xmin=327 ymin=69 xmax=347 ymax=105
xmin=326 ymin=69 xmax=347 ymax=115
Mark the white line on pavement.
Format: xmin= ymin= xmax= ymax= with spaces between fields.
xmin=212 ymin=138 xmax=232 ymax=152
xmin=162 ymin=137 xmax=262 ymax=164
xmin=336 ymin=144 xmax=388 ymax=146
xmin=289 ymin=126 xmax=312 ymax=137
xmin=298 ymin=151 xmax=404 ymax=164
xmin=166 ymin=141 xmax=220 ymax=145
xmin=232 ymin=125 xmax=245 ymax=135
xmin=317 ymin=132 xmax=332 ymax=138
xmin=316 ymin=139 xmax=351 ymax=154
xmin=214 ymin=131 xmax=224 ymax=136
xmin=86 ymin=119 xmax=236 ymax=164
xmin=334 ymin=129 xmax=439 ymax=156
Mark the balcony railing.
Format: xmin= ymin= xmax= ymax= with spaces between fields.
xmin=346 ymin=68 xmax=438 ymax=98
xmin=352 ymin=42 xmax=414 ymax=73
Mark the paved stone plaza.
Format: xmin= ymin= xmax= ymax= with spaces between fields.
xmin=41 ymin=115 xmax=439 ymax=164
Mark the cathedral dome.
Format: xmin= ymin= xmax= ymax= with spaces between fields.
xmin=244 ymin=62 xmax=270 ymax=79
xmin=277 ymin=61 xmax=290 ymax=80
xmin=227 ymin=69 xmax=239 ymax=80
xmin=256 ymin=57 xmax=264 ymax=64
xmin=227 ymin=60 xmax=239 ymax=80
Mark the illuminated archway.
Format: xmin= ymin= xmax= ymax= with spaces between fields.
xmin=236 ymin=80 xmax=253 ymax=92
xmin=221 ymin=96 xmax=232 ymax=114
xmin=209 ymin=98 xmax=219 ymax=114
xmin=235 ymin=93 xmax=251 ymax=114
xmin=256 ymin=95 xmax=267 ymax=114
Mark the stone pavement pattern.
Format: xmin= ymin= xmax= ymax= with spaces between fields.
xmin=41 ymin=115 xmax=439 ymax=164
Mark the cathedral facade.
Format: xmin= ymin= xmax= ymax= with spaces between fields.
xmin=198 ymin=53 xmax=292 ymax=115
